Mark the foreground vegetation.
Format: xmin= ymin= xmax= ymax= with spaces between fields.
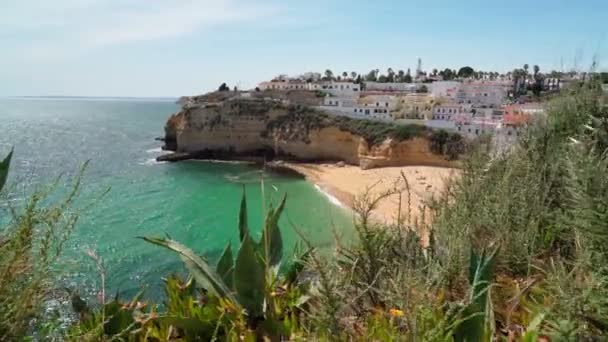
xmin=1 ymin=79 xmax=607 ymax=340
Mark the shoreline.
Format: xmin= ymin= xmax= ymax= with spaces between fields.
xmin=275 ymin=162 xmax=458 ymax=226
xmin=157 ymin=151 xmax=457 ymax=226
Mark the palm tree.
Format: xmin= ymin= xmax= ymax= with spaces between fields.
xmin=324 ymin=69 xmax=334 ymax=81
xmin=523 ymin=64 xmax=529 ymax=79
xmin=404 ymin=68 xmax=413 ymax=83
xmin=387 ymin=68 xmax=395 ymax=82
xmin=342 ymin=71 xmax=348 ymax=79
xmin=350 ymin=71 xmax=357 ymax=80
xmin=533 ymin=65 xmax=540 ymax=77
xmin=397 ymin=70 xmax=405 ymax=82
xmin=365 ymin=70 xmax=377 ymax=82
xmin=432 ymin=68 xmax=438 ymax=77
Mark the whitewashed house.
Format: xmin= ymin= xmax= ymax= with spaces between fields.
xmin=309 ymin=82 xmax=361 ymax=97
xmin=429 ymin=81 xmax=462 ymax=99
xmin=258 ymin=80 xmax=308 ymax=91
xmin=319 ymin=93 xmax=394 ymax=121
xmin=431 ymin=103 xmax=468 ymax=121
xmin=456 ymin=81 xmax=508 ymax=107
xmin=364 ymin=82 xmax=417 ymax=92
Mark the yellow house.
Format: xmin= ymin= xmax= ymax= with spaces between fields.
xmin=393 ymin=94 xmax=436 ymax=119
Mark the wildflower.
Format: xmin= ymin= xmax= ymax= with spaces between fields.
xmin=389 ymin=308 xmax=405 ymax=317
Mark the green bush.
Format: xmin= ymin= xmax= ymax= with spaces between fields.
xmin=0 ymin=150 xmax=85 ymax=340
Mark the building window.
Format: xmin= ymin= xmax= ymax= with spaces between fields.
xmin=385 ymin=102 xmax=389 ymax=107
xmin=354 ymin=109 xmax=357 ymax=113
xmin=458 ymin=126 xmax=462 ymax=131
xmin=376 ymin=102 xmax=379 ymax=107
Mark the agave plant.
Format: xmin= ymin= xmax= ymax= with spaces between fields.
xmin=142 ymin=189 xmax=287 ymax=325
xmin=0 ymin=148 xmax=13 ymax=193
xmin=454 ymin=248 xmax=499 ymax=342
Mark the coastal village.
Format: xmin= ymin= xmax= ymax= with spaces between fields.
xmin=250 ymin=60 xmax=583 ymax=144
xmin=168 ymin=64 xmax=607 ymax=225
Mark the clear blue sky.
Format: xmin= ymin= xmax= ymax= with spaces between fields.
xmin=1 ymin=0 xmax=606 ymax=97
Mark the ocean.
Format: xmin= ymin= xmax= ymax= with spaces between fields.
xmin=0 ymin=97 xmax=354 ymax=299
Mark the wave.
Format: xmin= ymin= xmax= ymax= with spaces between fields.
xmin=314 ymin=184 xmax=346 ymax=209
xmin=139 ymin=158 xmax=167 ymax=166
xmin=223 ymin=170 xmax=265 ymax=184
xmin=191 ymin=159 xmax=254 ymax=165
xmin=146 ymin=147 xmax=172 ymax=156
xmin=146 ymin=147 xmax=164 ymax=153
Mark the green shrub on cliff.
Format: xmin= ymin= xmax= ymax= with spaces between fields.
xmin=265 ymin=104 xmax=434 ymax=147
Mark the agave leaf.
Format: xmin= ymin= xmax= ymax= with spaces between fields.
xmin=238 ymin=187 xmax=249 ymax=242
xmin=0 ymin=148 xmax=13 ymax=193
xmin=235 ymin=232 xmax=265 ymax=319
xmin=454 ymin=248 xmax=498 ymax=342
xmin=216 ymin=243 xmax=234 ymax=290
xmin=260 ymin=194 xmax=286 ymax=272
xmin=285 ymin=246 xmax=313 ymax=286
xmin=141 ymin=237 xmax=237 ymax=304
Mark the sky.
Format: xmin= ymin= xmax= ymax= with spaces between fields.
xmin=1 ymin=0 xmax=607 ymax=97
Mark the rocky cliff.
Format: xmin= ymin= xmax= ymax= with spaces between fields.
xmin=162 ymin=94 xmax=460 ymax=169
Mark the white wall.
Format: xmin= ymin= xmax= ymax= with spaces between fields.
xmin=364 ymin=82 xmax=417 ymax=92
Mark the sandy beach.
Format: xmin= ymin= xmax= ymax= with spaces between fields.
xmin=284 ymin=163 xmax=459 ymax=226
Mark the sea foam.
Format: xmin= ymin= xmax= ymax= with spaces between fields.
xmin=314 ymin=184 xmax=345 ymax=209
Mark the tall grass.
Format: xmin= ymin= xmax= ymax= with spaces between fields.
xmin=0 ymin=157 xmax=86 ymax=339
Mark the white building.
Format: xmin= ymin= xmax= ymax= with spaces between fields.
xmin=456 ymin=81 xmax=508 ymax=107
xmin=364 ymin=82 xmax=417 ymax=92
xmin=350 ymin=106 xmax=391 ymax=120
xmin=258 ymin=80 xmax=307 ymax=91
xmin=429 ymin=81 xmax=461 ymax=99
xmin=308 ymin=82 xmax=360 ymax=97
xmin=455 ymin=119 xmax=500 ymax=138
xmin=319 ymin=93 xmax=392 ymax=121
xmin=431 ymin=103 xmax=468 ymax=121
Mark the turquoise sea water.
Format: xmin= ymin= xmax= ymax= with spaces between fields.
xmin=0 ymin=97 xmax=353 ymax=299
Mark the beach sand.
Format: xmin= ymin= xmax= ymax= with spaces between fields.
xmin=284 ymin=163 xmax=459 ymax=226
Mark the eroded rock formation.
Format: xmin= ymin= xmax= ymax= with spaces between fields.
xmin=162 ymin=94 xmax=457 ymax=169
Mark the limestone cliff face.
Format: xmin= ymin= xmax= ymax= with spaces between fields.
xmin=164 ymin=97 xmax=455 ymax=169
